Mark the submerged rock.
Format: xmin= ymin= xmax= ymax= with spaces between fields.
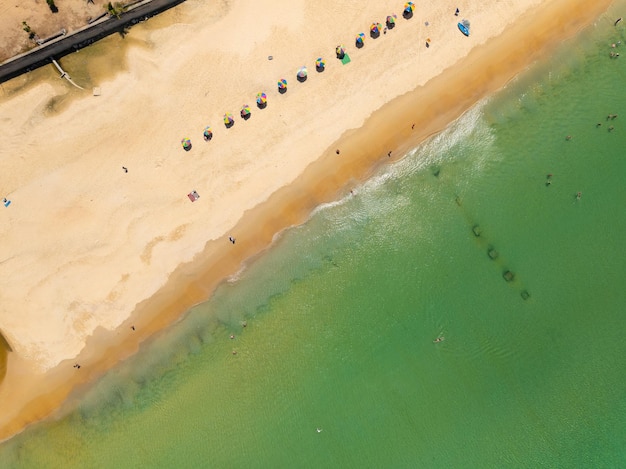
xmin=488 ymin=247 xmax=499 ymax=260
xmin=472 ymin=224 xmax=482 ymax=237
xmin=503 ymin=270 xmax=515 ymax=282
xmin=521 ymin=290 xmax=530 ymax=300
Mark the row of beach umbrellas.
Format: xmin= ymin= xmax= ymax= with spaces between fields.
xmin=181 ymin=2 xmax=416 ymax=150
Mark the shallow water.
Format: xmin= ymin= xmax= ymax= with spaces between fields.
xmin=1 ymin=5 xmax=626 ymax=468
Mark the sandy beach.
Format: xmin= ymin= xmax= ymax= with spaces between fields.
xmin=0 ymin=0 xmax=613 ymax=441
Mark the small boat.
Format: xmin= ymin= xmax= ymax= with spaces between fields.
xmin=458 ymin=20 xmax=470 ymax=37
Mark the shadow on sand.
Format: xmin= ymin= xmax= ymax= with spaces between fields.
xmin=0 ymin=330 xmax=12 ymax=385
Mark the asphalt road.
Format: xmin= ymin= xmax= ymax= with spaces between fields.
xmin=0 ymin=0 xmax=186 ymax=84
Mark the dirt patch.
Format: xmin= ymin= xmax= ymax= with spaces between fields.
xmin=0 ymin=0 xmax=103 ymax=63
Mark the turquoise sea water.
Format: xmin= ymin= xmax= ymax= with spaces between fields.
xmin=2 ymin=9 xmax=626 ymax=469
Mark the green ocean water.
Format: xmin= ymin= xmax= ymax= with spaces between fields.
xmin=2 ymin=9 xmax=626 ymax=469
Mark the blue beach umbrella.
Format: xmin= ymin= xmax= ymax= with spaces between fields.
xmin=256 ymin=92 xmax=267 ymax=108
xmin=203 ymin=126 xmax=212 ymax=141
xmin=278 ymin=78 xmax=287 ymax=93
xmin=356 ymin=32 xmax=365 ymax=47
xmin=403 ymin=1 xmax=415 ymax=18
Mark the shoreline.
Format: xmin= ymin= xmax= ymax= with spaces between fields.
xmin=0 ymin=0 xmax=614 ymax=443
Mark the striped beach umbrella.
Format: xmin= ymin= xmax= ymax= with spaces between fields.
xmin=403 ymin=2 xmax=415 ymax=17
xmin=203 ymin=126 xmax=212 ymax=141
xmin=336 ymin=45 xmax=346 ymax=59
xmin=297 ymin=66 xmax=308 ymax=82
xmin=277 ymin=78 xmax=288 ymax=93
xmin=370 ymin=22 xmax=383 ymax=37
xmin=315 ymin=57 xmax=325 ymax=71
xmin=240 ymin=104 xmax=251 ymax=119
xmin=256 ymin=92 xmax=267 ymax=108
xmin=224 ymin=113 xmax=234 ymax=127
xmin=181 ymin=138 xmax=191 ymax=150
xmin=356 ymin=32 xmax=365 ymax=47
xmin=386 ymin=14 xmax=397 ymax=28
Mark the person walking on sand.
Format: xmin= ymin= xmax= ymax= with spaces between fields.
xmin=229 ymin=236 xmax=236 ymax=244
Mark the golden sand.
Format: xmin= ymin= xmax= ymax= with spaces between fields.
xmin=0 ymin=0 xmax=613 ymax=441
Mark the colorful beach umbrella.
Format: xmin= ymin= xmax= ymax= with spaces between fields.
xmin=240 ymin=104 xmax=251 ymax=119
xmin=277 ymin=78 xmax=287 ymax=93
xmin=404 ymin=2 xmax=415 ymax=14
xmin=256 ymin=92 xmax=267 ymax=107
xmin=356 ymin=32 xmax=365 ymax=47
xmin=370 ymin=22 xmax=383 ymax=37
xmin=203 ymin=126 xmax=212 ymax=141
xmin=315 ymin=57 xmax=325 ymax=71
xmin=224 ymin=113 xmax=234 ymax=127
xmin=336 ymin=45 xmax=346 ymax=59
xmin=386 ymin=14 xmax=397 ymax=28
xmin=181 ymin=138 xmax=191 ymax=150
xmin=297 ymin=66 xmax=308 ymax=82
